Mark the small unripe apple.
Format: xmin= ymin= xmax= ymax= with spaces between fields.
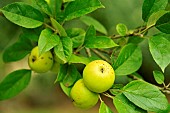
xmin=70 ymin=79 xmax=99 ymax=109
xmin=28 ymin=46 xmax=53 ymax=73
xmin=83 ymin=60 xmax=115 ymax=93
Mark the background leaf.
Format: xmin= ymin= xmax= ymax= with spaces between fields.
xmin=113 ymin=94 xmax=146 ymax=113
xmin=80 ymin=15 xmax=107 ymax=35
xmin=155 ymin=12 xmax=170 ymax=34
xmin=0 ymin=69 xmax=31 ymax=101
xmin=2 ymin=2 xmax=44 ymax=28
xmin=3 ymin=35 xmax=33 ymax=62
xmin=142 ymin=0 xmax=168 ymax=21
xmin=149 ymin=33 xmax=170 ymax=72
xmin=99 ymin=101 xmax=113 ymax=113
xmin=38 ymin=28 xmax=60 ymax=55
xmin=153 ymin=70 xmax=164 ymax=84
xmin=63 ymin=0 xmax=104 ymax=21
xmin=113 ymin=43 xmax=142 ymax=76
xmin=123 ymin=80 xmax=168 ymax=112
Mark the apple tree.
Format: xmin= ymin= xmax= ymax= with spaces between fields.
xmin=0 ymin=0 xmax=170 ymax=112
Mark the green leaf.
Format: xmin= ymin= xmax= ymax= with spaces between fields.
xmin=113 ymin=94 xmax=147 ymax=113
xmin=60 ymin=82 xmax=72 ymax=97
xmin=116 ymin=23 xmax=128 ymax=36
xmin=0 ymin=69 xmax=31 ymax=100
xmin=66 ymin=28 xmax=85 ymax=48
xmin=147 ymin=10 xmax=167 ymax=28
xmin=34 ymin=0 xmax=52 ymax=16
xmin=123 ymin=80 xmax=168 ymax=112
xmin=142 ymin=0 xmax=168 ymax=21
xmin=149 ymin=34 xmax=170 ymax=72
xmin=48 ymin=0 xmax=62 ymax=19
xmin=113 ymin=44 xmax=142 ymax=76
xmin=21 ymin=28 xmax=41 ymax=42
xmin=56 ymin=64 xmax=68 ymax=82
xmin=80 ymin=16 xmax=107 ymax=35
xmin=55 ymin=64 xmax=81 ymax=87
xmin=153 ymin=70 xmax=164 ymax=84
xmin=85 ymin=36 xmax=118 ymax=48
xmin=64 ymin=0 xmax=104 ymax=21
xmin=50 ymin=18 xmax=67 ymax=36
xmin=69 ymin=54 xmax=90 ymax=65
xmin=54 ymin=36 xmax=73 ymax=63
xmin=158 ymin=104 xmax=170 ymax=113
xmin=2 ymin=2 xmax=44 ymax=28
xmin=128 ymin=36 xmax=144 ymax=45
xmin=63 ymin=0 xmax=75 ymax=3
xmin=62 ymin=64 xmax=81 ymax=87
xmin=3 ymin=39 xmax=33 ymax=62
xmin=99 ymin=101 xmax=113 ymax=113
xmin=155 ymin=12 xmax=170 ymax=34
xmin=84 ymin=25 xmax=96 ymax=44
xmin=38 ymin=28 xmax=60 ymax=55
xmin=84 ymin=25 xmax=116 ymax=49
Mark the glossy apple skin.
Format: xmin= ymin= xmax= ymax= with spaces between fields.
xmin=83 ymin=60 xmax=115 ymax=93
xmin=70 ymin=79 xmax=99 ymax=109
xmin=28 ymin=46 xmax=53 ymax=73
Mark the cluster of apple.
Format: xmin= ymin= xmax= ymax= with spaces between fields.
xmin=28 ymin=46 xmax=59 ymax=73
xmin=28 ymin=46 xmax=115 ymax=109
xmin=71 ymin=60 xmax=115 ymax=109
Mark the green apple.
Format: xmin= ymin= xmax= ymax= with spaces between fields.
xmin=70 ymin=79 xmax=99 ymax=109
xmin=83 ymin=60 xmax=115 ymax=93
xmin=28 ymin=46 xmax=53 ymax=73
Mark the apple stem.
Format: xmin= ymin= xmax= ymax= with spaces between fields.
xmin=102 ymin=93 xmax=113 ymax=99
xmin=44 ymin=23 xmax=56 ymax=32
xmin=99 ymin=95 xmax=103 ymax=102
xmin=85 ymin=48 xmax=92 ymax=57
xmin=74 ymin=45 xmax=85 ymax=54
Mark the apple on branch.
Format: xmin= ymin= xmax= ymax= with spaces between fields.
xmin=28 ymin=46 xmax=53 ymax=73
xmin=83 ymin=60 xmax=115 ymax=93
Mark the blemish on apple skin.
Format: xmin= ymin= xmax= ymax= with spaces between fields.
xmin=41 ymin=57 xmax=44 ymax=59
xmin=32 ymin=56 xmax=36 ymax=62
xmin=100 ymin=68 xmax=104 ymax=73
xmin=48 ymin=57 xmax=53 ymax=60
